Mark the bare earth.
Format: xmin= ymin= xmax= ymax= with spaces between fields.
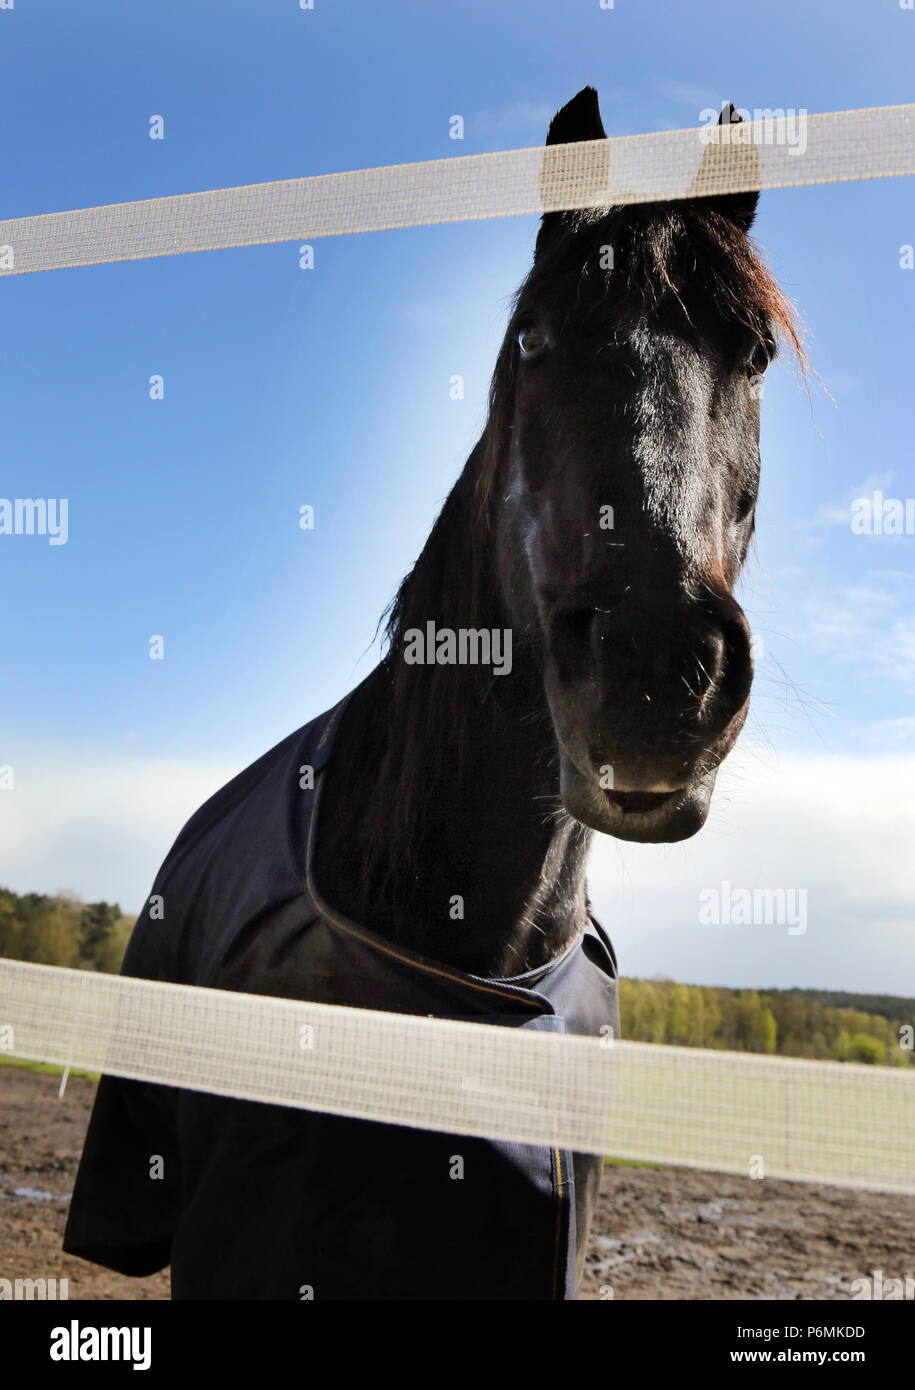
xmin=2 ymin=1065 xmax=912 ymax=1301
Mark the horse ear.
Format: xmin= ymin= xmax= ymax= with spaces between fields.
xmin=536 ymin=87 xmax=609 ymax=258
xmin=687 ymin=103 xmax=760 ymax=232
xmin=544 ymin=86 xmax=607 ymax=147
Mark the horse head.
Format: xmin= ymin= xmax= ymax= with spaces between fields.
xmin=486 ymin=87 xmax=800 ymax=843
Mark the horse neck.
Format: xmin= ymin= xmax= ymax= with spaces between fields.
xmin=312 ymin=449 xmax=593 ymax=978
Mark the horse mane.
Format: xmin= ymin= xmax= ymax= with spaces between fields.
xmin=352 ymin=202 xmax=807 ymax=927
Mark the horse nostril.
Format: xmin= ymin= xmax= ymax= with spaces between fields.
xmin=558 ymin=607 xmax=594 ymax=645
xmin=565 ymin=608 xmax=595 ymax=647
xmin=691 ymin=629 xmax=727 ymax=705
xmin=716 ymin=613 xmax=754 ymax=713
xmin=549 ymin=585 xmax=631 ymax=654
xmin=549 ymin=607 xmax=597 ymax=684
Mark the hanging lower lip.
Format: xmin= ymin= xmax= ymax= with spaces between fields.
xmin=602 ymin=788 xmax=680 ymax=815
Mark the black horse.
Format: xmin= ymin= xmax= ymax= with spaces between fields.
xmin=64 ymin=88 xmax=802 ymax=1299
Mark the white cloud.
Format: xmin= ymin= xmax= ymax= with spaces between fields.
xmin=864 ymin=716 xmax=915 ymax=748
xmin=0 ymin=749 xmax=238 ymax=913
xmin=587 ymin=750 xmax=915 ymax=994
xmin=800 ymin=571 xmax=915 ymax=689
xmin=471 ymin=100 xmax=554 ymax=145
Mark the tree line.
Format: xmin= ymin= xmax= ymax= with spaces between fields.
xmin=0 ymin=887 xmax=135 ymax=975
xmin=620 ymin=977 xmax=914 ymax=1067
xmin=1 ymin=887 xmax=911 ymax=1067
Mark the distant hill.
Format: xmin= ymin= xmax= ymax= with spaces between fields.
xmin=762 ymin=986 xmax=915 ymax=1026
xmin=620 ymin=977 xmax=914 ymax=1068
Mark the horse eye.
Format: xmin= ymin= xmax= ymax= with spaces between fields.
xmin=746 ymin=337 xmax=775 ymax=377
xmin=735 ymin=489 xmax=757 ymax=525
xmin=517 ymin=324 xmax=548 ymax=360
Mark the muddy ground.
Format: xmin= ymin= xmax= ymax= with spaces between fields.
xmin=2 ymin=1063 xmax=912 ymax=1300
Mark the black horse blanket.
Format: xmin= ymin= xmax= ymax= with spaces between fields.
xmin=64 ymin=691 xmax=620 ymax=1299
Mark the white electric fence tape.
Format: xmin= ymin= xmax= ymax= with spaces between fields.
xmin=0 ymin=104 xmax=912 ymax=276
xmin=1 ymin=958 xmax=913 ymax=1193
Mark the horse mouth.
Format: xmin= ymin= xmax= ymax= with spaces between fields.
xmin=602 ymin=788 xmax=679 ymax=815
xmin=598 ymin=780 xmax=706 ymax=841
xmin=559 ymin=755 xmax=719 ymax=843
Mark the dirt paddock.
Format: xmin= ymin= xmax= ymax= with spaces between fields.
xmin=2 ymin=1064 xmax=912 ymax=1301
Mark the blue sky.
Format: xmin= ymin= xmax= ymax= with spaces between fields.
xmin=1 ymin=0 xmax=913 ymax=992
